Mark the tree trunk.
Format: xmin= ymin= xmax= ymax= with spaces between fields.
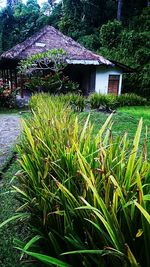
xmin=117 ymin=0 xmax=123 ymax=21
xmin=7 ymin=0 xmax=12 ymax=6
xmin=48 ymin=0 xmax=56 ymax=7
xmin=48 ymin=0 xmax=53 ymax=7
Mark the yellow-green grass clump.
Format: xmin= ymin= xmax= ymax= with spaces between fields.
xmin=11 ymin=94 xmax=150 ymax=267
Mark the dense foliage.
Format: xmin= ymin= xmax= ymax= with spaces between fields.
xmin=99 ymin=14 xmax=150 ymax=96
xmin=4 ymin=94 xmax=149 ymax=267
xmin=29 ymin=93 xmax=85 ymax=112
xmin=89 ymin=93 xmax=147 ymax=110
xmin=0 ymin=86 xmax=16 ymax=108
xmin=19 ymin=49 xmax=80 ymax=95
xmin=0 ymin=0 xmax=149 ymax=96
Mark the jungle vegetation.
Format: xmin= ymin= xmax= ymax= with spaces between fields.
xmin=0 ymin=0 xmax=149 ymax=95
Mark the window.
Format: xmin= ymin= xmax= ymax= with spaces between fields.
xmin=35 ymin=42 xmax=46 ymax=47
xmin=108 ymin=75 xmax=120 ymax=94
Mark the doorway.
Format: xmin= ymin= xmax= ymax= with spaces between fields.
xmin=108 ymin=75 xmax=120 ymax=94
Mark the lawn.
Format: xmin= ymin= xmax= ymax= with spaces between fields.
xmin=0 ymin=160 xmax=40 ymax=267
xmin=0 ymin=108 xmax=21 ymax=114
xmin=79 ymin=106 xmax=150 ymax=158
xmin=0 ymin=162 xmax=26 ymax=267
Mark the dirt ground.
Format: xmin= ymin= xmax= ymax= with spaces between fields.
xmin=0 ymin=114 xmax=20 ymax=167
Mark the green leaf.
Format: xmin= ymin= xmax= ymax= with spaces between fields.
xmin=136 ymin=229 xmax=143 ymax=238
xmin=20 ymin=250 xmax=71 ymax=267
xmin=126 ymin=244 xmax=139 ymax=267
xmin=125 ymin=119 xmax=143 ymax=190
xmin=20 ymin=235 xmax=42 ymax=259
xmin=61 ymin=249 xmax=107 ymax=255
xmin=61 ymin=248 xmax=125 ymax=259
xmin=143 ymin=195 xmax=150 ymax=201
xmin=134 ymin=201 xmax=150 ymax=224
xmin=0 ymin=214 xmax=29 ymax=229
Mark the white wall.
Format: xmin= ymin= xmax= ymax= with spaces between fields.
xmin=95 ymin=66 xmax=123 ymax=95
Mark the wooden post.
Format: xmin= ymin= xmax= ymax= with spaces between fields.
xmin=2 ymin=70 xmax=3 ymax=82
xmin=14 ymin=69 xmax=18 ymax=89
xmin=6 ymin=69 xmax=9 ymax=82
xmin=20 ymin=75 xmax=24 ymax=98
xmin=117 ymin=0 xmax=123 ymax=21
xmin=3 ymin=69 xmax=6 ymax=84
xmin=10 ymin=69 xmax=13 ymax=91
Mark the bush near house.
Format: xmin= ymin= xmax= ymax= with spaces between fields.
xmin=29 ymin=93 xmax=85 ymax=112
xmin=89 ymin=93 xmax=147 ymax=110
xmin=60 ymin=93 xmax=85 ymax=112
xmin=29 ymin=92 xmax=147 ymax=114
xmin=8 ymin=94 xmax=150 ymax=267
xmin=89 ymin=93 xmax=118 ymax=110
xmin=24 ymin=73 xmax=80 ymax=94
xmin=117 ymin=93 xmax=147 ymax=107
xmin=0 ymin=87 xmax=17 ymax=108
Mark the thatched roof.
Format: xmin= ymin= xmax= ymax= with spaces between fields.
xmin=0 ymin=25 xmax=112 ymax=66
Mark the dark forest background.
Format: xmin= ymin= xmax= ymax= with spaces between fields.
xmin=0 ymin=0 xmax=149 ymax=96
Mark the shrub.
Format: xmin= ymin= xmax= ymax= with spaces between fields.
xmin=62 ymin=79 xmax=80 ymax=94
xmin=104 ymin=94 xmax=118 ymax=109
xmin=89 ymin=92 xmax=106 ymax=109
xmin=117 ymin=93 xmax=147 ymax=107
xmin=29 ymin=93 xmax=85 ymax=112
xmin=89 ymin=93 xmax=118 ymax=110
xmin=100 ymin=20 xmax=123 ymax=49
xmin=7 ymin=94 xmax=150 ymax=267
xmin=61 ymin=93 xmax=85 ymax=112
xmin=0 ymin=89 xmax=17 ymax=108
xmin=25 ymin=73 xmax=79 ymax=94
xmin=29 ymin=92 xmax=50 ymax=110
xmin=89 ymin=93 xmax=147 ymax=110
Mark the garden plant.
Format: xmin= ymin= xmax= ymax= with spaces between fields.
xmin=1 ymin=93 xmax=150 ymax=267
xmin=89 ymin=93 xmax=147 ymax=110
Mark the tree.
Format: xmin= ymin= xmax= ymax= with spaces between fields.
xmin=48 ymin=0 xmax=56 ymax=7
xmin=123 ymin=0 xmax=148 ymax=19
xmin=18 ymin=48 xmax=79 ymax=94
xmin=0 ymin=0 xmax=48 ymax=53
xmin=58 ymin=0 xmax=116 ymax=38
xmin=100 ymin=20 xmax=123 ymax=49
xmin=41 ymin=2 xmax=52 ymax=16
xmin=7 ymin=0 xmax=19 ymax=8
xmin=99 ymin=6 xmax=150 ymax=96
xmin=19 ymin=48 xmax=66 ymax=74
xmin=117 ymin=0 xmax=123 ymax=20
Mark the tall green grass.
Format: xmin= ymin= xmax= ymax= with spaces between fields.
xmin=2 ymin=94 xmax=150 ymax=267
xmin=29 ymin=93 xmax=85 ymax=112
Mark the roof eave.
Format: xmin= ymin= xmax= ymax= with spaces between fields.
xmin=66 ymin=59 xmax=113 ymax=66
xmin=66 ymin=59 xmax=100 ymax=65
xmin=110 ymin=60 xmax=135 ymax=73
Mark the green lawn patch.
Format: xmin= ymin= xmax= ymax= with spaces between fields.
xmin=0 ymin=161 xmax=28 ymax=267
xmin=0 ymin=109 xmax=20 ymax=114
xmin=118 ymin=106 xmax=150 ymax=119
xmin=79 ymin=106 xmax=150 ymax=158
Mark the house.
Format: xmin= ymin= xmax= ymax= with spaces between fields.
xmin=0 ymin=25 xmax=132 ymax=96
